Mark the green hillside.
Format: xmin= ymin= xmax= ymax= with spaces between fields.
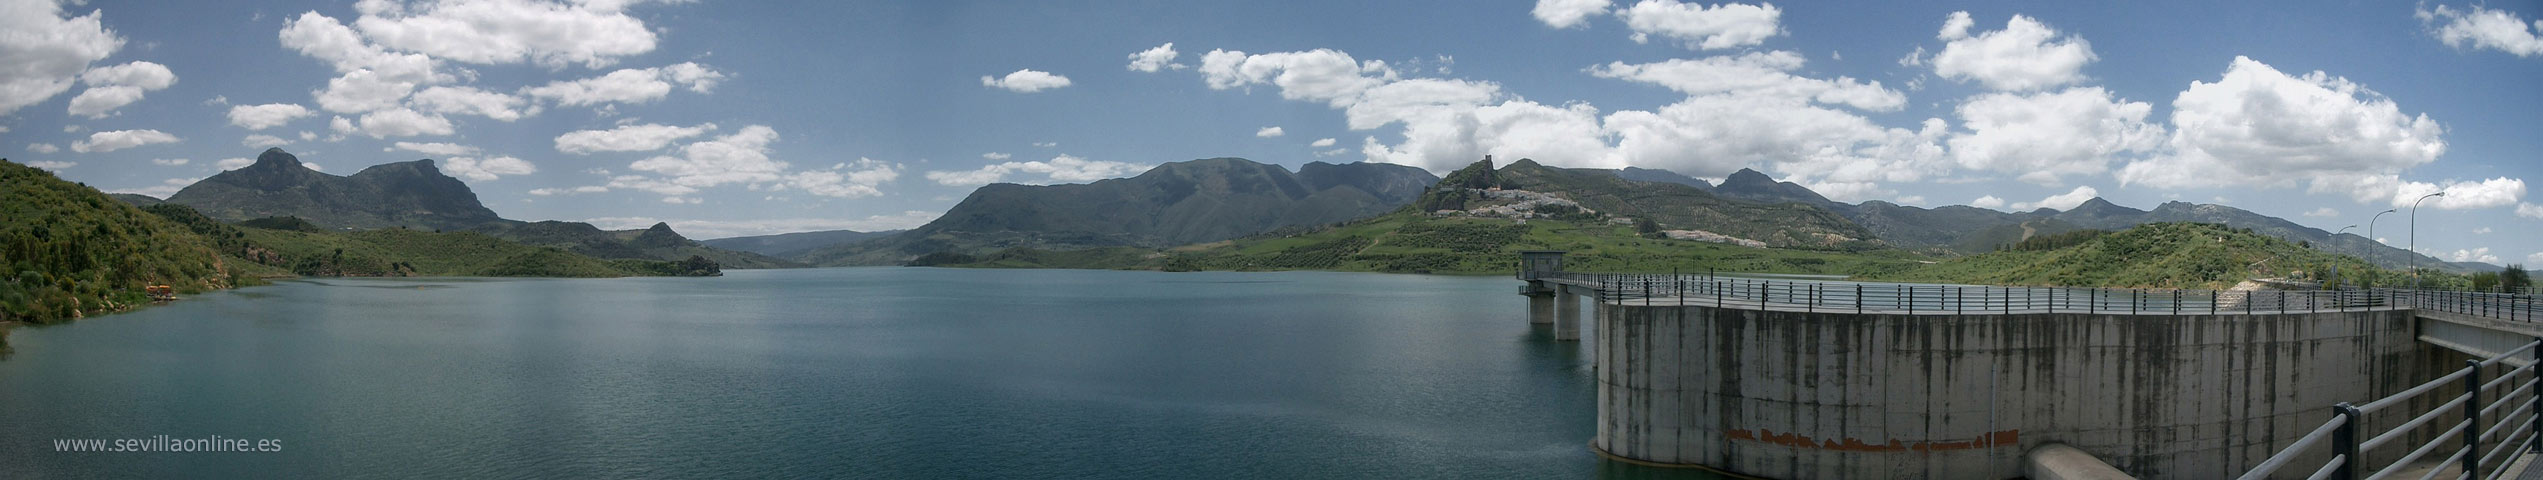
xmin=1 ymin=160 xmax=246 ymax=326
xmin=141 ymin=205 xmax=717 ymax=278
xmin=1876 ymin=222 xmax=2409 ymax=289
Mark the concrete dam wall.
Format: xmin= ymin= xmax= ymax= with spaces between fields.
xmin=1592 ymin=303 xmax=2454 ymax=478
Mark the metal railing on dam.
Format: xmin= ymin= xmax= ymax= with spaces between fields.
xmin=1535 ymin=271 xmax=2543 ymax=321
xmin=2235 ymin=339 xmax=2542 ymax=480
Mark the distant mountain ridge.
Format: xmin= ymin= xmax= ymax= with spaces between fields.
xmin=805 ymin=158 xmax=1438 ymax=266
xmin=162 ymin=148 xmax=794 ymax=268
xmin=701 ymin=229 xmax=901 ymax=258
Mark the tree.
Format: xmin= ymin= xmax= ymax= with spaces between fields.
xmin=2504 ymin=264 xmax=2532 ymax=294
xmin=1635 ymin=218 xmax=1661 ymax=238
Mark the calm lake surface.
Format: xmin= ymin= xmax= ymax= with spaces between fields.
xmin=0 ymin=267 xmax=1711 ymax=478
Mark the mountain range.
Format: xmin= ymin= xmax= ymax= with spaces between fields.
xmin=146 ymin=148 xmax=792 ymax=269
xmin=802 ymin=158 xmax=1437 ymax=266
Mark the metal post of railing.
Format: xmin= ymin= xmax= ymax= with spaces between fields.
xmin=1856 ymin=284 xmax=1864 ymax=314
xmin=1956 ymin=287 xmax=1964 ymax=314
xmin=2089 ymin=288 xmax=2097 ymax=314
xmin=2212 ymin=290 xmax=2219 ymax=315
xmin=2132 ymin=289 xmax=2139 ymax=315
xmin=2466 ymin=358 xmax=2484 ymax=479
xmin=2333 ymin=402 xmax=2362 ymax=480
xmin=2535 ymin=337 xmax=2542 ymax=454
xmin=2173 ymin=290 xmax=2181 ymax=315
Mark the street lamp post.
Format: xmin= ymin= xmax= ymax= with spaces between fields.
xmin=2411 ymin=192 xmax=2445 ymax=289
xmin=2370 ymin=209 xmax=2397 ymax=287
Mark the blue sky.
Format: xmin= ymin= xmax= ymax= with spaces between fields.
xmin=4 ymin=0 xmax=2540 ymax=265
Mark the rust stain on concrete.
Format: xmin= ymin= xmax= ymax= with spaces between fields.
xmin=1725 ymin=428 xmax=2019 ymax=452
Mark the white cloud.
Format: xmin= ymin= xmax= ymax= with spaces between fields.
xmin=25 ymin=160 xmax=73 ymax=170
xmin=1255 ymin=126 xmax=1284 ymax=137
xmin=150 ymin=158 xmax=188 ymax=166
xmin=1126 ymin=43 xmax=1183 ymax=72
xmin=2303 ymin=207 xmax=2340 ymax=218
xmin=582 ymin=211 xmax=943 ymax=239
xmin=527 ymin=185 xmax=609 ymax=196
xmin=659 ymin=196 xmax=700 ymax=204
xmin=2418 ymin=5 xmax=2543 ymax=57
xmin=439 ymin=155 xmax=536 ymax=181
xmin=1032 ymin=141 xmax=1057 ymax=148
xmin=2119 ymin=57 xmax=2447 ymax=204
xmin=2521 ymin=203 xmax=2543 ymax=219
xmin=2391 ymin=177 xmax=2524 ymax=210
xmin=627 ymin=125 xmax=788 ymax=188
xmin=304 ymin=162 xmax=324 ymax=172
xmin=278 ymin=12 xmax=444 ymax=83
xmin=602 ymin=174 xmax=696 ymax=196
xmin=109 ymin=177 xmax=202 ymax=198
xmin=330 ymin=116 xmax=358 ymax=135
xmin=1199 ymin=48 xmax=1394 ymax=105
xmin=1315 ymin=148 xmax=1347 ymax=157
xmin=243 ymin=134 xmax=292 ymax=149
xmin=216 ymin=157 xmax=255 ymax=170
xmin=1930 ymin=12 xmax=2097 ymax=91
xmin=410 ymin=86 xmax=530 ymax=121
xmin=1532 ymin=0 xmax=1614 ymax=29
xmin=1616 ymin=0 xmax=1782 ymax=50
xmin=1587 ymin=51 xmax=1904 ymax=110
xmin=2451 ymin=247 xmax=2501 ymax=264
xmin=554 ymin=122 xmax=715 ymax=154
xmin=67 ymin=61 xmax=176 ymax=118
xmin=777 ymin=158 xmax=900 ymax=198
xmin=1310 ymin=138 xmax=1336 ymax=148
xmin=981 ymin=152 xmax=1010 ymax=160
xmin=313 ymin=68 xmax=420 ymax=113
xmin=355 ymin=108 xmax=455 ymax=138
xmin=1947 ymin=87 xmax=2162 ymax=184
xmin=343 ymin=0 xmax=666 ymax=69
xmin=70 ymin=129 xmax=179 ymax=153
xmin=981 ymin=69 xmax=1073 ymax=93
xmin=27 ymin=143 xmax=60 ymax=154
xmin=393 ymin=141 xmax=477 ymax=156
xmin=2010 ymin=185 xmax=2099 ymax=211
xmin=923 ymin=154 xmax=1149 ymax=186
xmin=0 ymin=0 xmax=123 ymax=116
xmin=522 ymin=62 xmax=724 ymax=107
xmin=227 ymin=103 xmax=316 ymax=130
xmin=2476 ymin=227 xmax=2493 ymax=234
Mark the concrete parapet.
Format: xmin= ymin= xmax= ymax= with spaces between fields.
xmin=2026 ymin=443 xmax=2135 ymax=480
xmin=1591 ymin=302 xmax=2446 ymax=479
xmin=1555 ymin=285 xmax=1582 ymax=341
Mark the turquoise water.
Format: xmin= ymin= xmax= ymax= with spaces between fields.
xmin=0 ymin=268 xmax=1710 ymax=478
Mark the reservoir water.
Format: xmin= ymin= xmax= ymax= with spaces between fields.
xmin=0 ymin=267 xmax=1710 ymax=478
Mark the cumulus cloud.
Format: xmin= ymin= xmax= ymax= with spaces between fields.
xmin=1127 ymin=43 xmax=1183 ymax=72
xmin=1930 ymin=12 xmax=2097 ymax=91
xmin=2303 ymin=207 xmax=2340 ymax=218
xmin=393 ymin=141 xmax=476 ymax=156
xmin=554 ymin=122 xmax=715 ymax=154
xmin=1255 ymin=126 xmax=1284 ymax=137
xmin=313 ymin=68 xmax=420 ymax=113
xmin=1532 ymin=0 xmax=1614 ymax=29
xmin=2391 ymin=177 xmax=2524 ymax=210
xmin=582 ymin=210 xmax=943 ymax=240
xmin=67 ymin=61 xmax=176 ymax=118
xmin=628 ymin=125 xmax=788 ymax=188
xmin=2010 ymin=185 xmax=2099 ymax=211
xmin=71 ymin=129 xmax=179 ymax=153
xmin=527 ymin=185 xmax=608 ymax=196
xmin=439 ymin=155 xmax=536 ymax=181
xmin=1199 ymin=48 xmax=1394 ymax=105
xmin=216 ymin=157 xmax=255 ymax=170
xmin=228 ymin=103 xmax=316 ymax=130
xmin=1616 ymin=0 xmax=1782 ymax=50
xmin=410 ymin=86 xmax=531 ymax=121
xmin=923 ymin=154 xmax=1149 ymax=186
xmin=1587 ymin=51 xmax=1904 ymax=110
xmin=981 ymin=152 xmax=1010 ymax=160
xmin=355 ymin=108 xmax=455 ymax=138
xmin=342 ymin=0 xmax=665 ymax=69
xmin=777 ymin=158 xmax=899 ymax=198
xmin=981 ymin=69 xmax=1073 ymax=93
xmin=25 ymin=160 xmax=73 ymax=170
xmin=2118 ymin=57 xmax=2447 ymax=205
xmin=1947 ymin=87 xmax=2162 ymax=184
xmin=150 ymin=158 xmax=188 ymax=166
xmin=2418 ymin=4 xmax=2543 ymax=57
xmin=2522 ymin=203 xmax=2543 ymax=219
xmin=243 ymin=134 xmax=292 ymax=149
xmin=2451 ymin=247 xmax=2501 ymax=264
xmin=522 ymin=62 xmax=726 ymax=107
xmin=110 ymin=177 xmax=202 ymax=197
xmin=1310 ymin=138 xmax=1336 ymax=148
xmin=0 ymin=0 xmax=123 ymax=116
xmin=27 ymin=143 xmax=60 ymax=154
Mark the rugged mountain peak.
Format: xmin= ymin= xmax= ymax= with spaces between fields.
xmin=251 ymin=148 xmax=303 ymax=169
xmin=1436 ymin=157 xmax=1504 ymax=189
xmin=1722 ymin=168 xmax=1773 ymax=187
xmin=2063 ymin=197 xmax=2145 ymax=217
xmin=630 ymin=222 xmax=692 ymax=249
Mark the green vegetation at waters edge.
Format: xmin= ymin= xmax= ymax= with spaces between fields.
xmin=145 ymin=204 xmax=719 ymax=278
xmin=915 ymin=211 xmax=1932 ymax=276
xmin=1 ymin=160 xmax=245 ymax=325
xmin=1873 ymin=222 xmax=2440 ymax=290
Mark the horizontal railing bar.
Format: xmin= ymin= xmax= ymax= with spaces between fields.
xmin=2478 ymin=426 xmax=2535 ymax=480
xmin=2411 ymin=447 xmax=2467 ymax=480
xmin=2476 ymin=410 xmax=2532 ymax=472
xmin=2368 ymin=392 xmax=2474 ymax=451
xmin=2478 ymin=363 xmax=2534 ymax=394
xmin=2479 ymin=341 xmax=2543 ymax=367
xmin=2369 ymin=419 xmax=2470 ymax=480
xmin=2366 ymin=369 xmax=2478 ymax=415
xmin=2306 ymin=455 xmax=2348 ymax=480
xmin=2479 ymin=395 xmax=2538 ymax=444
xmin=2240 ymin=415 xmax=2351 ymax=480
xmin=2478 ymin=381 xmax=2533 ymax=420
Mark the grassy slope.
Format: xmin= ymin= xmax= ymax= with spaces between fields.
xmin=1 ymin=160 xmax=243 ymax=325
xmin=1875 ymin=222 xmax=2418 ymax=289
